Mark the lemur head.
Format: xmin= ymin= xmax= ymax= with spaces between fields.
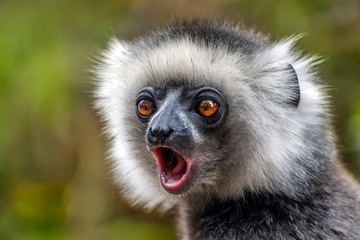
xmin=94 ymin=20 xmax=331 ymax=211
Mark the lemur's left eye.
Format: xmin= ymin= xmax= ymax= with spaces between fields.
xmin=197 ymin=100 xmax=218 ymax=117
xmin=138 ymin=100 xmax=154 ymax=116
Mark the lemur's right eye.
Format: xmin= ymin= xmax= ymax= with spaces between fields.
xmin=136 ymin=88 xmax=156 ymax=122
xmin=137 ymin=100 xmax=154 ymax=116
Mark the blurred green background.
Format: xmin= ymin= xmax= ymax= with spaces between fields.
xmin=0 ymin=0 xmax=359 ymax=239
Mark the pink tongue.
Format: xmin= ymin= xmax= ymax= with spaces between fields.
xmin=172 ymin=152 xmax=186 ymax=176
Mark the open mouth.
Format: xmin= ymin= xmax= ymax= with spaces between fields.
xmin=151 ymin=147 xmax=191 ymax=193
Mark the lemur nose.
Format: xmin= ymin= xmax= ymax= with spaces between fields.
xmin=148 ymin=126 xmax=173 ymax=145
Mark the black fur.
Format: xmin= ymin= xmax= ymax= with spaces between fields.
xmin=138 ymin=20 xmax=268 ymax=55
xmin=182 ymin=169 xmax=360 ymax=240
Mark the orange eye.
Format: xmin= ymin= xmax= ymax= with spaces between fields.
xmin=138 ymin=100 xmax=154 ymax=116
xmin=197 ymin=100 xmax=218 ymax=117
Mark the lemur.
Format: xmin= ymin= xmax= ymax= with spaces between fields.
xmin=94 ymin=20 xmax=360 ymax=240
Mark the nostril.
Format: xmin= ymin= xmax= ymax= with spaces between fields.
xmin=150 ymin=126 xmax=173 ymax=144
xmin=151 ymin=127 xmax=170 ymax=137
xmin=147 ymin=130 xmax=158 ymax=144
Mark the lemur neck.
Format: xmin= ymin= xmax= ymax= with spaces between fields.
xmin=177 ymin=161 xmax=343 ymax=240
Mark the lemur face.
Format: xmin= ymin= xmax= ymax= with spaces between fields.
xmin=135 ymin=85 xmax=228 ymax=195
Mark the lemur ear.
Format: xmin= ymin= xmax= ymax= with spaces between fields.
xmin=286 ymin=64 xmax=300 ymax=108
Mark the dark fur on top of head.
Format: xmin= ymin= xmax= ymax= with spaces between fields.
xmin=143 ymin=20 xmax=268 ymax=54
xmin=94 ymin=19 xmax=360 ymax=239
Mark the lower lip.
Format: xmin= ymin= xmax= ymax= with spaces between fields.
xmin=161 ymin=160 xmax=192 ymax=190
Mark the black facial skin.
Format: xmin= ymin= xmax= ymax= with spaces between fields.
xmin=135 ymin=86 xmax=228 ymax=145
xmin=135 ymin=85 xmax=228 ymax=195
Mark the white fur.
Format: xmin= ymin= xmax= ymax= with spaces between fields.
xmin=95 ymin=35 xmax=330 ymax=210
xmin=95 ymin=40 xmax=174 ymax=211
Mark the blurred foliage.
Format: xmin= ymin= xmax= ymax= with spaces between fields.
xmin=0 ymin=0 xmax=359 ymax=239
